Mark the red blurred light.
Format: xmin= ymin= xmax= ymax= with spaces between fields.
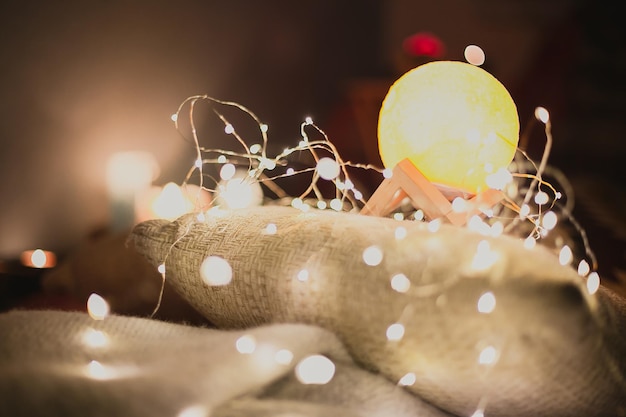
xmin=402 ymin=32 xmax=445 ymax=58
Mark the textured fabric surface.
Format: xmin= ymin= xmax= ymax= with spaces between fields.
xmin=41 ymin=232 xmax=207 ymax=324
xmin=129 ymin=206 xmax=626 ymax=417
xmin=0 ymin=310 xmax=452 ymax=417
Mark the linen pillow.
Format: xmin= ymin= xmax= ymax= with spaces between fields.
xmin=129 ymin=206 xmax=626 ymax=417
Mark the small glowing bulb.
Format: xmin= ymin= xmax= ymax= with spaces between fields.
xmin=393 ymin=213 xmax=404 ymax=221
xmin=82 ymin=328 xmax=109 ymax=348
xmin=577 ymin=260 xmax=590 ymax=276
xmin=386 ymin=323 xmax=405 ymax=341
xmin=274 ymin=349 xmax=294 ymax=365
xmin=586 ymin=272 xmax=600 ymax=295
xmin=477 ymin=292 xmax=496 ymax=314
xmin=30 ymin=249 xmax=48 ymax=268
xmin=523 ymin=236 xmax=536 ymax=249
xmin=427 ymin=219 xmax=441 ymax=233
xmin=519 ymin=204 xmax=531 ymax=218
xmin=542 ymin=211 xmax=558 ymax=230
xmin=304 ymin=116 xmax=313 ymax=125
xmin=177 ymin=405 xmax=209 ymax=417
xmin=224 ymin=124 xmax=235 ymax=134
xmin=151 ymin=182 xmax=191 ymax=220
xmin=260 ymin=124 xmax=269 ymax=133
xmin=316 ymin=157 xmax=341 ymax=180
xmin=235 ymin=335 xmax=256 ymax=354
xmin=264 ymin=223 xmax=277 ymax=235
xmin=395 ymin=226 xmax=407 ymax=240
xmin=157 ymin=263 xmax=166 ymax=274
xmin=291 ymin=198 xmax=303 ymax=209
xmin=84 ymin=360 xmax=134 ymax=380
xmin=86 ymin=360 xmax=106 ymax=379
xmin=220 ymin=163 xmax=236 ymax=181
xmin=286 ymin=167 xmax=295 ymax=176
xmin=317 ymin=200 xmax=327 ymax=210
xmin=217 ymin=155 xmax=227 ymax=164
xmin=390 ymin=273 xmax=411 ymax=293
xmin=398 ymin=372 xmax=416 ymax=386
xmin=259 ymin=157 xmax=276 ymax=171
xmin=87 ymin=293 xmax=109 ymax=320
xmin=330 ymin=198 xmax=343 ymax=211
xmin=534 ymin=191 xmax=549 ymax=205
xmin=464 ymin=44 xmax=486 ymax=66
xmin=249 ymin=143 xmax=262 ymax=154
xmin=295 ymin=355 xmax=335 ymax=385
xmin=362 ymin=246 xmax=383 ymax=266
xmin=452 ymin=197 xmax=468 ymax=213
xmin=489 ymin=221 xmax=504 ymax=237
xmin=218 ymin=175 xmax=264 ymax=209
xmin=471 ymin=240 xmax=499 ymax=271
xmin=559 ymin=245 xmax=573 ymax=266
xmin=170 ymin=113 xmax=178 ymax=122
xmin=296 ymin=269 xmax=309 ymax=282
xmin=478 ymin=345 xmax=498 ymax=365
xmin=467 ymin=215 xmax=490 ymax=235
xmin=200 ymin=256 xmax=233 ymax=286
xmin=414 ymin=210 xmax=424 ymax=221
xmin=481 ymin=208 xmax=495 ymax=218
xmin=382 ymin=168 xmax=393 ymax=179
xmin=485 ymin=167 xmax=513 ymax=190
xmin=535 ymin=106 xmax=550 ymax=123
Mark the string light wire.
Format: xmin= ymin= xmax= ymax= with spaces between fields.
xmin=158 ymin=96 xmax=602 ymax=306
xmin=139 ymin=96 xmax=608 ymax=409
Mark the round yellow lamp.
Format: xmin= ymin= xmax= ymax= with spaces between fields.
xmin=378 ymin=60 xmax=519 ymax=194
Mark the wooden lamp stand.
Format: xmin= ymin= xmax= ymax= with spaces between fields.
xmin=361 ymin=158 xmax=503 ymax=226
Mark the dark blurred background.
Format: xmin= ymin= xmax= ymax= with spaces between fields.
xmin=1 ymin=1 xmax=624 ymax=286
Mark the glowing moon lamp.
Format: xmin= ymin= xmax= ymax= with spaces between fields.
xmin=378 ymin=61 xmax=519 ymax=194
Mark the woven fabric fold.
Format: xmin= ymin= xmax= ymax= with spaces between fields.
xmin=129 ymin=206 xmax=626 ymax=417
xmin=1 ymin=310 xmax=451 ymax=417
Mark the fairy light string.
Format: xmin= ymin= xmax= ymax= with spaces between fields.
xmin=64 ymin=45 xmax=617 ymax=414
xmin=166 ymin=92 xmax=603 ymax=300
xmin=137 ymin=92 xmax=608 ymax=415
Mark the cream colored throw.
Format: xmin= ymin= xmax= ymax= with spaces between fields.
xmin=129 ymin=206 xmax=626 ymax=417
xmin=2 ymin=310 xmax=450 ymax=417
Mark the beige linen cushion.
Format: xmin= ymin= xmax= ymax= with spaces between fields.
xmin=129 ymin=206 xmax=626 ymax=417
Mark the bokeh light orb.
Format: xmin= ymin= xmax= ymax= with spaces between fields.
xmin=378 ymin=61 xmax=519 ymax=194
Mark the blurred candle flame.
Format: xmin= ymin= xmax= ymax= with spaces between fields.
xmin=20 ymin=249 xmax=56 ymax=268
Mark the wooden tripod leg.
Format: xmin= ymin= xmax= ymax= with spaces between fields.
xmin=361 ymin=159 xmax=456 ymax=221
xmin=360 ymin=177 xmax=408 ymax=216
xmin=466 ymin=188 xmax=504 ymax=217
xmin=361 ymin=158 xmax=502 ymax=226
